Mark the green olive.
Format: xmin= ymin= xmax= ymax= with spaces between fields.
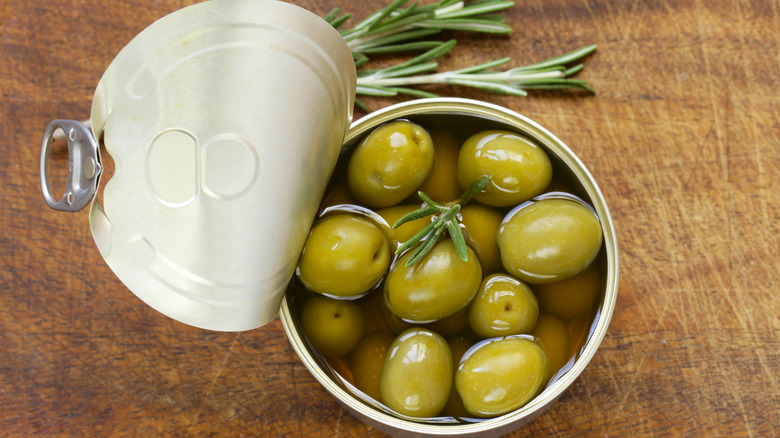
xmin=459 ymin=204 xmax=504 ymax=275
xmin=348 ymin=120 xmax=434 ymax=207
xmin=457 ymin=130 xmax=552 ymax=207
xmin=455 ymin=337 xmax=549 ymax=418
xmin=351 ymin=330 xmax=395 ymax=401
xmin=301 ymin=294 xmax=364 ymax=357
xmin=380 ymin=328 xmax=452 ymax=418
xmin=418 ymin=128 xmax=462 ymax=204
xmin=298 ymin=214 xmax=391 ymax=297
xmin=468 ymin=274 xmax=539 ymax=338
xmin=533 ymin=263 xmax=600 ymax=321
xmin=530 ymin=313 xmax=571 ymax=377
xmin=384 ymin=239 xmax=482 ymax=322
xmin=376 ymin=204 xmax=432 ymax=245
xmin=498 ymin=198 xmax=603 ymax=284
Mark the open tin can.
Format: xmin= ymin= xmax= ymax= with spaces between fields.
xmin=279 ymin=98 xmax=618 ymax=437
xmin=40 ymin=1 xmax=617 ymax=436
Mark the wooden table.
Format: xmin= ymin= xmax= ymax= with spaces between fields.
xmin=2 ymin=0 xmax=777 ymax=436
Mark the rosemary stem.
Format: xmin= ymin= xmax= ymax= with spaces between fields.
xmin=356 ymin=69 xmax=566 ymax=88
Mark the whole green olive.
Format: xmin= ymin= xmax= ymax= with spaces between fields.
xmin=301 ymin=294 xmax=364 ymax=357
xmin=468 ymin=274 xmax=539 ymax=338
xmin=533 ymin=263 xmax=600 ymax=321
xmin=418 ymin=128 xmax=463 ymax=204
xmin=459 ymin=204 xmax=504 ymax=275
xmin=348 ymin=120 xmax=434 ymax=207
xmin=455 ymin=337 xmax=549 ymax=418
xmin=384 ymin=239 xmax=482 ymax=322
xmin=498 ymin=198 xmax=603 ymax=284
xmin=351 ymin=330 xmax=395 ymax=401
xmin=380 ymin=328 xmax=452 ymax=418
xmin=457 ymin=130 xmax=552 ymax=207
xmin=298 ymin=214 xmax=391 ymax=297
xmin=530 ymin=313 xmax=571 ymax=377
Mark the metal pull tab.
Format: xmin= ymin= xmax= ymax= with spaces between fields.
xmin=40 ymin=119 xmax=102 ymax=212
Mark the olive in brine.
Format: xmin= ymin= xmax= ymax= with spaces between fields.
xmin=457 ymin=130 xmax=552 ymax=207
xmin=301 ymin=295 xmax=364 ymax=357
xmin=459 ymin=204 xmax=504 ymax=275
xmin=351 ymin=330 xmax=395 ymax=401
xmin=498 ymin=198 xmax=602 ymax=284
xmin=468 ymin=274 xmax=539 ymax=338
xmin=533 ymin=263 xmax=600 ymax=321
xmin=384 ymin=239 xmax=482 ymax=322
xmin=530 ymin=313 xmax=571 ymax=377
xmin=418 ymin=128 xmax=462 ymax=204
xmin=380 ymin=328 xmax=452 ymax=418
xmin=348 ymin=121 xmax=434 ymax=207
xmin=298 ymin=215 xmax=391 ymax=297
xmin=455 ymin=337 xmax=549 ymax=418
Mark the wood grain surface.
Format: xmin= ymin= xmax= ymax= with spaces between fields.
xmin=1 ymin=0 xmax=778 ymax=436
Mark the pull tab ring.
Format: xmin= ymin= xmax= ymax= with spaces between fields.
xmin=40 ymin=119 xmax=102 ymax=212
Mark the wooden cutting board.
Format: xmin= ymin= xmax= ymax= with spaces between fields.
xmin=1 ymin=0 xmax=777 ymax=436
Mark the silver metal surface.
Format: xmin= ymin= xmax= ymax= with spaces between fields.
xmin=41 ymin=0 xmax=356 ymax=331
xmin=40 ymin=119 xmax=102 ymax=212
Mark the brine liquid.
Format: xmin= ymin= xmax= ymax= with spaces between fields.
xmin=285 ymin=115 xmax=607 ymax=425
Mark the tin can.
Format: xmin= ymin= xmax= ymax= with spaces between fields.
xmin=279 ymin=98 xmax=619 ymax=437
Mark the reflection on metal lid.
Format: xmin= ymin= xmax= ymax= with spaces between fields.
xmin=87 ymin=0 xmax=356 ymax=331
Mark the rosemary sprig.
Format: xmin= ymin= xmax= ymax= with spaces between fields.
xmin=324 ymin=1 xmax=597 ymax=104
xmin=356 ymin=44 xmax=598 ymax=98
xmin=393 ymin=175 xmax=492 ymax=267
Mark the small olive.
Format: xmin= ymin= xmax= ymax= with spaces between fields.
xmin=384 ymin=239 xmax=482 ymax=322
xmin=380 ymin=328 xmax=452 ymax=418
xmin=348 ymin=120 xmax=434 ymax=207
xmin=530 ymin=313 xmax=571 ymax=377
xmin=533 ymin=262 xmax=601 ymax=321
xmin=459 ymin=204 xmax=504 ymax=275
xmin=351 ymin=330 xmax=395 ymax=401
xmin=418 ymin=128 xmax=463 ymax=204
xmin=455 ymin=337 xmax=549 ymax=418
xmin=498 ymin=198 xmax=603 ymax=284
xmin=298 ymin=214 xmax=391 ymax=297
xmin=457 ymin=130 xmax=552 ymax=207
xmin=301 ymin=295 xmax=364 ymax=357
xmin=468 ymin=274 xmax=539 ymax=338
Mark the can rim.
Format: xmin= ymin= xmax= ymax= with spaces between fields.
xmin=280 ymin=97 xmax=618 ymax=436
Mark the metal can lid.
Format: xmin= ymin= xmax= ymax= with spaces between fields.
xmin=87 ymin=0 xmax=356 ymax=331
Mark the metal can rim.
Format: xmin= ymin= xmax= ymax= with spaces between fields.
xmin=281 ymin=97 xmax=619 ymax=437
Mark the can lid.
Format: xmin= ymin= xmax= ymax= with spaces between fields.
xmin=87 ymin=0 xmax=356 ymax=331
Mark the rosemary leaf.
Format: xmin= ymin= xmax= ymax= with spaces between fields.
xmin=434 ymin=1 xmax=515 ymax=19
xmin=323 ymin=8 xmax=341 ymax=24
xmin=350 ymin=28 xmax=442 ymax=53
xmin=396 ymin=220 xmax=437 ymax=254
xmin=447 ymin=220 xmax=469 ymax=262
xmin=453 ymin=57 xmax=512 ymax=74
xmin=418 ymin=18 xmax=512 ymax=34
xmin=359 ymin=41 xmax=444 ymax=54
xmin=405 ymin=231 xmax=440 ymax=267
xmin=366 ymin=0 xmax=410 ymax=32
xmin=355 ymin=84 xmax=402 ymax=96
xmin=393 ymin=205 xmax=439 ymax=228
